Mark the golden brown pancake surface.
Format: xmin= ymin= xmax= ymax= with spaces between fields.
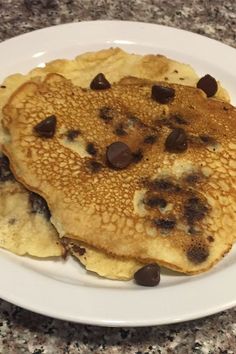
xmin=2 ymin=72 xmax=236 ymax=274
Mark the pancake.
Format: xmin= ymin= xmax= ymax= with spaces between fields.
xmin=0 ymin=48 xmax=229 ymax=108
xmin=0 ymin=153 xmax=64 ymax=257
xmin=0 ymin=72 xmax=141 ymax=276
xmin=0 ymin=47 xmax=208 ymax=276
xmin=63 ymin=238 xmax=144 ymax=280
xmin=0 ymin=74 xmax=65 ymax=258
xmin=2 ymin=73 xmax=235 ymax=274
xmin=1 ymin=47 xmax=230 ymax=278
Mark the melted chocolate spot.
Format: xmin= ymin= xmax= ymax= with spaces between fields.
xmin=197 ymin=74 xmax=218 ymax=97
xmin=66 ymin=129 xmax=80 ymax=141
xmin=134 ymin=264 xmax=160 ymax=287
xmin=150 ymin=179 xmax=181 ymax=193
xmin=185 ymin=173 xmax=201 ymax=184
xmin=151 ymin=85 xmax=175 ymax=104
xmin=0 ymin=155 xmax=14 ymax=182
xmin=34 ymin=115 xmax=57 ymax=138
xmin=165 ymin=128 xmax=188 ymax=153
xmin=132 ymin=149 xmax=143 ymax=163
xmin=184 ymin=197 xmax=208 ymax=224
xmin=29 ymin=192 xmax=51 ymax=220
xmin=199 ymin=135 xmax=217 ymax=145
xmin=143 ymin=135 xmax=157 ymax=144
xmin=154 ymin=218 xmax=176 ymax=230
xmin=145 ymin=197 xmax=167 ymax=209
xmin=114 ymin=123 xmax=127 ymax=136
xmin=187 ymin=245 xmax=209 ymax=264
xmin=73 ymin=245 xmax=86 ymax=256
xmin=86 ymin=142 xmax=97 ymax=156
xmin=88 ymin=160 xmax=102 ymax=173
xmin=154 ymin=179 xmax=174 ymax=190
xmin=99 ymin=107 xmax=114 ymax=122
xmin=90 ymin=73 xmax=111 ymax=90
xmin=106 ymin=142 xmax=132 ymax=170
xmin=207 ymin=236 xmax=214 ymax=242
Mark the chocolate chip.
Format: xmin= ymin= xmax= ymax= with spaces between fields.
xmin=34 ymin=115 xmax=57 ymax=138
xmin=184 ymin=197 xmax=208 ymax=224
xmin=0 ymin=85 xmax=6 ymax=89
xmin=106 ymin=142 xmax=132 ymax=170
xmin=87 ymin=160 xmax=102 ymax=173
xmin=86 ymin=142 xmax=97 ymax=156
xmin=90 ymin=73 xmax=111 ymax=90
xmin=143 ymin=135 xmax=157 ymax=144
xmin=154 ymin=218 xmax=176 ymax=230
xmin=29 ymin=192 xmax=51 ymax=220
xmin=66 ymin=129 xmax=80 ymax=141
xmin=114 ymin=123 xmax=127 ymax=136
xmin=0 ymin=155 xmax=14 ymax=182
xmin=132 ymin=149 xmax=143 ymax=163
xmin=197 ymin=74 xmax=218 ymax=97
xmin=165 ymin=128 xmax=188 ymax=153
xmin=144 ymin=197 xmax=167 ymax=208
xmin=72 ymin=245 xmax=86 ymax=256
xmin=187 ymin=245 xmax=209 ymax=264
xmin=151 ymin=85 xmax=175 ymax=104
xmin=134 ymin=264 xmax=160 ymax=287
xmin=99 ymin=107 xmax=114 ymax=122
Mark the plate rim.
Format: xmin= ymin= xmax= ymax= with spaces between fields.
xmin=1 ymin=19 xmax=236 ymax=51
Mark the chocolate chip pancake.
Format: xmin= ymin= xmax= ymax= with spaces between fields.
xmin=0 ymin=47 xmax=209 ymax=277
xmin=0 ymin=76 xmax=65 ymax=258
xmin=0 ymin=153 xmax=64 ymax=257
xmin=3 ymin=47 xmax=217 ymax=278
xmin=63 ymin=238 xmax=144 ymax=280
xmin=2 ymin=73 xmax=235 ymax=274
xmin=0 ymin=48 xmax=229 ymax=108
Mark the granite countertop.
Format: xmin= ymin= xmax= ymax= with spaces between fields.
xmin=0 ymin=0 xmax=236 ymax=353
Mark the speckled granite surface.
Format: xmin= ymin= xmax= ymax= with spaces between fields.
xmin=0 ymin=0 xmax=236 ymax=353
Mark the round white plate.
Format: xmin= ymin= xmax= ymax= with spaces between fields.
xmin=0 ymin=21 xmax=236 ymax=327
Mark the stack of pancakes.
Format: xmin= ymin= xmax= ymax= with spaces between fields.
xmin=0 ymin=48 xmax=235 ymax=281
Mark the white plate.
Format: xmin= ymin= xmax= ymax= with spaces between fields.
xmin=0 ymin=21 xmax=236 ymax=327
